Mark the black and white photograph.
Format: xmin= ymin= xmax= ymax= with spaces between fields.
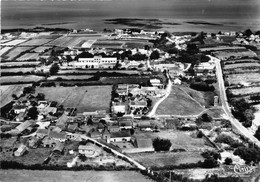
xmin=1 ymin=0 xmax=260 ymax=181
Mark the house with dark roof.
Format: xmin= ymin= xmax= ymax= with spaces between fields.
xmin=89 ymin=130 xmax=102 ymax=139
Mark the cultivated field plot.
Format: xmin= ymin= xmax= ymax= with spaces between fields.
xmin=81 ymin=40 xmax=96 ymax=48
xmin=230 ymin=87 xmax=260 ymax=96
xmin=0 ymin=170 xmax=152 ymax=182
xmin=223 ymin=68 xmax=260 ymax=75
xmin=47 ymin=75 xmax=93 ymax=80
xmin=0 ymin=148 xmax=52 ymax=165
xmin=36 ymin=86 xmax=112 ymax=113
xmin=32 ymin=46 xmax=51 ymax=53
xmin=1 ymin=39 xmax=28 ymax=46
xmin=199 ymin=46 xmax=246 ymax=52
xmin=226 ymin=73 xmax=260 ymax=85
xmin=224 ymin=58 xmax=259 ymax=64
xmin=123 ymin=40 xmax=153 ymax=49
xmin=92 ymin=40 xmax=125 ymax=49
xmin=46 ymin=36 xmax=99 ymax=48
xmin=2 ymin=47 xmax=33 ymax=60
xmin=57 ymin=69 xmax=139 ymax=75
xmin=129 ymin=151 xmax=204 ymax=167
xmin=214 ymin=50 xmax=257 ymax=60
xmin=0 ymin=47 xmax=13 ymax=56
xmin=19 ymin=38 xmax=52 ymax=46
xmin=156 ymin=86 xmax=204 ymax=115
xmin=0 ymin=84 xmax=30 ymax=107
xmin=37 ymin=34 xmax=61 ymax=39
xmin=1 ymin=67 xmax=35 ymax=73
xmin=224 ymin=62 xmax=260 ymax=70
xmin=135 ymin=129 xmax=212 ymax=151
xmin=0 ymin=75 xmax=45 ymax=84
xmin=16 ymin=53 xmax=40 ymax=61
xmin=0 ymin=61 xmax=40 ymax=67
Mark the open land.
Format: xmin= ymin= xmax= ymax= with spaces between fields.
xmin=0 ymin=84 xmax=31 ymax=107
xmin=0 ymin=76 xmax=45 ymax=84
xmin=2 ymin=47 xmax=33 ymax=60
xmin=0 ymin=61 xmax=40 ymax=67
xmin=47 ymin=75 xmax=93 ymax=81
xmin=0 ymin=47 xmax=13 ymax=56
xmin=1 ymin=39 xmax=28 ymax=46
xmin=35 ymin=86 xmax=112 ymax=113
xmin=32 ymin=46 xmax=51 ymax=53
xmin=1 ymin=67 xmax=35 ymax=73
xmin=156 ymin=86 xmax=204 ymax=115
xmin=16 ymin=53 xmax=40 ymax=61
xmin=129 ymin=151 xmax=204 ymax=167
xmin=226 ymin=73 xmax=260 ymax=85
xmin=19 ymin=39 xmax=53 ymax=46
xmin=0 ymin=170 xmax=152 ymax=182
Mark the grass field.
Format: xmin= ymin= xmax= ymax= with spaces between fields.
xmin=226 ymin=73 xmax=260 ymax=85
xmin=0 ymin=47 xmax=13 ymax=56
xmin=230 ymin=86 xmax=260 ymax=96
xmin=0 ymin=61 xmax=40 ymax=67
xmin=2 ymin=47 xmax=33 ymax=60
xmin=1 ymin=39 xmax=28 ymax=46
xmin=1 ymin=67 xmax=35 ymax=73
xmin=129 ymin=151 xmax=204 ymax=167
xmin=224 ymin=62 xmax=260 ymax=70
xmin=0 ymin=84 xmax=30 ymax=107
xmin=36 ymin=86 xmax=112 ymax=113
xmin=19 ymin=39 xmax=52 ymax=46
xmin=0 ymin=76 xmax=45 ymax=84
xmin=92 ymin=40 xmax=125 ymax=49
xmin=47 ymin=75 xmax=93 ymax=81
xmin=156 ymin=86 xmax=204 ymax=115
xmin=32 ymin=46 xmax=51 ymax=53
xmin=134 ymin=129 xmax=212 ymax=151
xmin=16 ymin=53 xmax=40 ymax=61
xmin=0 ymin=170 xmax=153 ymax=182
xmin=123 ymin=41 xmax=153 ymax=49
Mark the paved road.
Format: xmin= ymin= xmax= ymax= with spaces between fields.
xmin=209 ymin=55 xmax=260 ymax=148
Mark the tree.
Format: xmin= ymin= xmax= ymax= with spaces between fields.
xmin=202 ymin=157 xmax=218 ymax=168
xmin=186 ymin=44 xmax=199 ymax=54
xmin=150 ymin=50 xmax=160 ymax=60
xmin=49 ymin=63 xmax=59 ymax=75
xmin=87 ymin=118 xmax=93 ymax=125
xmin=224 ymin=157 xmax=233 ymax=165
xmin=244 ymin=29 xmax=253 ymax=37
xmin=152 ymin=138 xmax=172 ymax=151
xmin=254 ymin=126 xmax=260 ymax=141
xmin=201 ymin=113 xmax=213 ymax=122
xmin=12 ymin=94 xmax=18 ymax=100
xmin=27 ymin=106 xmax=39 ymax=120
xmin=36 ymin=93 xmax=45 ymax=100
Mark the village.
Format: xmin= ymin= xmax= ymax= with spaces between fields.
xmin=1 ymin=27 xmax=260 ymax=181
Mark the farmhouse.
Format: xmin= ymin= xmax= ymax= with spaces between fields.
xmin=14 ymin=144 xmax=28 ymax=157
xmin=150 ymin=79 xmax=163 ymax=88
xmin=48 ymin=131 xmax=67 ymax=142
xmin=110 ymin=130 xmax=132 ymax=143
xmin=111 ymin=104 xmax=126 ymax=114
xmin=73 ymin=56 xmax=117 ymax=69
xmin=129 ymin=101 xmax=147 ymax=110
xmin=78 ymin=143 xmax=101 ymax=157
xmin=13 ymin=105 xmax=27 ymax=114
xmin=15 ymin=120 xmax=35 ymax=133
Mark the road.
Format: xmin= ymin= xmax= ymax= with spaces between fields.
xmin=209 ymin=55 xmax=260 ymax=148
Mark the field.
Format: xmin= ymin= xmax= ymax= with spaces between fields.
xmin=0 ymin=170 xmax=152 ymax=182
xmin=230 ymin=86 xmax=260 ymax=96
xmin=47 ymin=75 xmax=93 ymax=81
xmin=36 ymin=86 xmax=112 ymax=113
xmin=156 ymin=86 xmax=204 ymax=115
xmin=178 ymin=86 xmax=216 ymax=108
xmin=200 ymin=46 xmax=246 ymax=52
xmin=0 ymin=84 xmax=30 ymax=107
xmin=1 ymin=67 xmax=35 ymax=73
xmin=47 ymin=36 xmax=100 ymax=48
xmin=16 ymin=53 xmax=40 ymax=61
xmin=92 ymin=40 xmax=125 ymax=49
xmin=226 ymin=73 xmax=260 ymax=85
xmin=32 ymin=46 xmax=51 ymax=53
xmin=0 ymin=75 xmax=45 ymax=84
xmin=134 ymin=129 xmax=213 ymax=151
xmin=123 ymin=41 xmax=153 ymax=49
xmin=224 ymin=58 xmax=259 ymax=64
xmin=2 ymin=47 xmax=33 ymax=60
xmin=1 ymin=39 xmax=28 ymax=46
xmin=19 ymin=39 xmax=52 ymax=46
xmin=214 ymin=50 xmax=257 ymax=60
xmin=0 ymin=47 xmax=13 ymax=56
xmin=57 ymin=69 xmax=139 ymax=75
xmin=81 ymin=40 xmax=96 ymax=48
xmin=129 ymin=151 xmax=204 ymax=167
xmin=1 ymin=61 xmax=40 ymax=67
xmin=224 ymin=62 xmax=260 ymax=70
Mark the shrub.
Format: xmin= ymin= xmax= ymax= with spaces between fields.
xmin=224 ymin=157 xmax=233 ymax=165
xmin=152 ymin=138 xmax=172 ymax=151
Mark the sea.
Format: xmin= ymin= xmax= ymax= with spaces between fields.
xmin=1 ymin=0 xmax=260 ymax=32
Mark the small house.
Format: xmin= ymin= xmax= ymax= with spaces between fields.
xmin=14 ymin=144 xmax=27 ymax=157
xmin=28 ymin=137 xmax=40 ymax=148
xmin=53 ymin=142 xmax=65 ymax=154
xmin=109 ymin=130 xmax=132 ymax=143
xmin=78 ymin=143 xmax=101 ymax=157
xmin=89 ymin=130 xmax=102 ymax=139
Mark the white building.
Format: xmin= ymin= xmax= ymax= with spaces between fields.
xmin=73 ymin=56 xmax=117 ymax=69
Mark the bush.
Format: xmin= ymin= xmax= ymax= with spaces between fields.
xmin=224 ymin=157 xmax=233 ymax=165
xmin=152 ymin=138 xmax=172 ymax=151
xmin=234 ymin=146 xmax=260 ymax=164
xmin=254 ymin=126 xmax=260 ymax=141
xmin=190 ymin=82 xmax=215 ymax=92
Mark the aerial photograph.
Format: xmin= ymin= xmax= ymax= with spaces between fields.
xmin=0 ymin=0 xmax=260 ymax=181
